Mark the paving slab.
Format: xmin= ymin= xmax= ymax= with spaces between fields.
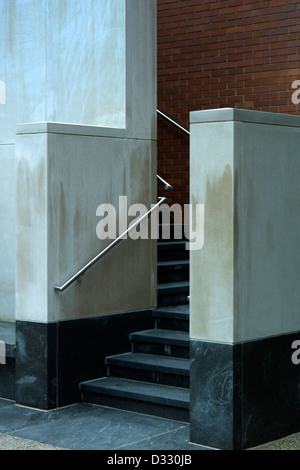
xmin=0 ymin=399 xmax=205 ymax=451
xmin=0 ymin=398 xmax=299 ymax=450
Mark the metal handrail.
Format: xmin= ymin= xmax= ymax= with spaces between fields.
xmin=157 ymin=109 xmax=190 ymax=136
xmin=157 ymin=174 xmax=173 ymax=191
xmin=55 ymin=196 xmax=168 ymax=292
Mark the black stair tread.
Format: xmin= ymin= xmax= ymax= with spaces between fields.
xmin=157 ymin=281 xmax=189 ymax=291
xmin=157 ymin=241 xmax=189 ymax=263
xmin=158 ymin=241 xmax=188 ymax=249
xmin=80 ymin=377 xmax=190 ymax=408
xmin=157 ymin=260 xmax=189 ymax=267
xmin=159 ymin=223 xmax=189 ymax=230
xmin=154 ymin=305 xmax=189 ymax=317
xmin=106 ymin=352 xmax=190 ymax=374
xmin=130 ymin=329 xmax=189 ymax=345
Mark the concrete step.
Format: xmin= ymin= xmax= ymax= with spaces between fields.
xmin=79 ymin=377 xmax=190 ymax=422
xmin=106 ymin=352 xmax=190 ymax=388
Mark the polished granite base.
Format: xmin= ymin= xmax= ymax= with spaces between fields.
xmin=190 ymin=333 xmax=300 ymax=450
xmin=15 ymin=310 xmax=154 ymax=409
xmin=0 ymin=357 xmax=15 ymax=400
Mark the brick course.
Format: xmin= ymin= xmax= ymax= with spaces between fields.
xmin=157 ymin=0 xmax=300 ymax=205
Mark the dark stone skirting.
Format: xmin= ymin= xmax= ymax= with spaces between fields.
xmin=0 ymin=357 xmax=15 ymax=400
xmin=190 ymin=332 xmax=300 ymax=450
xmin=15 ymin=310 xmax=154 ymax=410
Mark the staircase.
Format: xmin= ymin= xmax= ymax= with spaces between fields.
xmin=157 ymin=223 xmax=189 ymax=307
xmin=79 ymin=223 xmax=190 ymax=422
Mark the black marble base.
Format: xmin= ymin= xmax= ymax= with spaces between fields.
xmin=15 ymin=322 xmax=57 ymax=409
xmin=190 ymin=333 xmax=300 ymax=450
xmin=0 ymin=357 xmax=15 ymax=400
xmin=15 ymin=310 xmax=154 ymax=410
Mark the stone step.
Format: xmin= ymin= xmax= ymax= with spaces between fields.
xmin=158 ymin=223 xmax=189 ymax=242
xmin=153 ymin=305 xmax=189 ymax=331
xmin=79 ymin=377 xmax=190 ymax=422
xmin=130 ymin=329 xmax=189 ymax=358
xmin=157 ymin=241 xmax=189 ymax=261
xmin=157 ymin=281 xmax=189 ymax=307
xmin=157 ymin=259 xmax=189 ymax=284
xmin=106 ymin=352 xmax=190 ymax=388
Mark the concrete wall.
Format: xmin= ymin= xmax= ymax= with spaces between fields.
xmin=0 ymin=0 xmax=157 ymax=322
xmin=0 ymin=0 xmax=126 ymax=144
xmin=190 ymin=107 xmax=300 ymax=343
xmin=0 ymin=145 xmax=15 ymax=321
xmin=189 ymin=108 xmax=300 ymax=449
xmin=15 ymin=123 xmax=156 ymax=322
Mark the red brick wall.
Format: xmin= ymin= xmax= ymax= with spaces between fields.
xmin=157 ymin=0 xmax=300 ymax=206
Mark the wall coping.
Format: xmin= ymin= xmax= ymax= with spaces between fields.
xmin=16 ymin=122 xmax=126 ymax=138
xmin=190 ymin=107 xmax=300 ymax=128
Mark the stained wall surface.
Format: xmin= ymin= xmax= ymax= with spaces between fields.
xmin=0 ymin=0 xmax=157 ymax=322
xmin=190 ymin=108 xmax=300 ymax=343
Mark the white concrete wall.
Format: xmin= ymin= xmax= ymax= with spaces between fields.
xmin=0 ymin=0 xmax=126 ymax=146
xmin=0 ymin=145 xmax=15 ymax=321
xmin=125 ymin=0 xmax=157 ymax=140
xmin=190 ymin=108 xmax=300 ymax=343
xmin=1 ymin=0 xmax=157 ymax=322
xmin=190 ymin=117 xmax=234 ymax=343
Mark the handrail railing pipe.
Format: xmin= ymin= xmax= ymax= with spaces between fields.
xmin=55 ymin=196 xmax=168 ymax=293
xmin=157 ymin=109 xmax=190 ymax=136
xmin=157 ymin=174 xmax=173 ymax=191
